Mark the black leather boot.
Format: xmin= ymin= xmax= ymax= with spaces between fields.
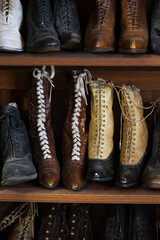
xmin=103 ymin=204 xmax=128 ymax=240
xmin=38 ymin=204 xmax=68 ymax=240
xmin=151 ymin=0 xmax=160 ymax=54
xmin=143 ymin=102 xmax=160 ymax=188
xmin=53 ymin=0 xmax=82 ymax=50
xmin=0 ymin=103 xmax=37 ymax=186
xmin=26 ymin=0 xmax=60 ymax=52
xmin=128 ymin=205 xmax=153 ymax=240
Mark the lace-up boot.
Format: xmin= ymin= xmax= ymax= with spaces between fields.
xmin=104 ymin=205 xmax=128 ymax=240
xmin=86 ymin=80 xmax=114 ymax=182
xmin=0 ymin=0 xmax=24 ymax=51
xmin=28 ymin=66 xmax=60 ymax=189
xmin=38 ymin=204 xmax=68 ymax=240
xmin=8 ymin=203 xmax=37 ymax=240
xmin=128 ymin=205 xmax=153 ymax=240
xmin=0 ymin=103 xmax=37 ymax=186
xmin=62 ymin=70 xmax=91 ymax=191
xmin=151 ymin=0 xmax=160 ymax=54
xmin=116 ymin=84 xmax=148 ymax=187
xmin=143 ymin=102 xmax=160 ymax=188
xmin=85 ymin=0 xmax=116 ymax=52
xmin=67 ymin=204 xmax=92 ymax=240
xmin=119 ymin=0 xmax=149 ymax=53
xmin=26 ymin=0 xmax=60 ymax=52
xmin=53 ymin=0 xmax=82 ymax=50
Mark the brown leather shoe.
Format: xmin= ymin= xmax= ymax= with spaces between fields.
xmin=119 ymin=0 xmax=149 ymax=53
xmin=62 ymin=70 xmax=91 ymax=191
xmin=28 ymin=66 xmax=60 ymax=189
xmin=85 ymin=0 xmax=116 ymax=52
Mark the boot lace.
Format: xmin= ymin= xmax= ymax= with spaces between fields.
xmin=2 ymin=0 xmax=14 ymax=25
xmin=96 ymin=0 xmax=110 ymax=28
xmin=33 ymin=66 xmax=55 ymax=160
xmin=71 ymin=69 xmax=91 ymax=162
xmin=37 ymin=0 xmax=50 ymax=27
xmin=126 ymin=0 xmax=140 ymax=30
xmin=60 ymin=0 xmax=73 ymax=30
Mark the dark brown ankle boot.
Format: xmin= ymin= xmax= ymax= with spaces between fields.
xmin=28 ymin=66 xmax=60 ymax=189
xmin=119 ymin=0 xmax=149 ymax=53
xmin=85 ymin=0 xmax=116 ymax=52
xmin=62 ymin=70 xmax=91 ymax=191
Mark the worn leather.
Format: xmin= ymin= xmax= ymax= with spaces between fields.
xmin=62 ymin=71 xmax=88 ymax=191
xmin=85 ymin=0 xmax=116 ymax=52
xmin=119 ymin=0 xmax=149 ymax=53
xmin=38 ymin=203 xmax=68 ymax=240
xmin=8 ymin=203 xmax=37 ymax=240
xmin=0 ymin=103 xmax=37 ymax=186
xmin=151 ymin=0 xmax=160 ymax=54
xmin=143 ymin=102 xmax=160 ymax=188
xmin=116 ymin=84 xmax=148 ymax=187
xmin=26 ymin=0 xmax=60 ymax=52
xmin=87 ymin=80 xmax=114 ymax=182
xmin=128 ymin=205 xmax=153 ymax=240
xmin=53 ymin=0 xmax=82 ymax=49
xmin=67 ymin=204 xmax=92 ymax=240
xmin=0 ymin=0 xmax=24 ymax=51
xmin=28 ymin=76 xmax=60 ymax=189
xmin=104 ymin=204 xmax=128 ymax=240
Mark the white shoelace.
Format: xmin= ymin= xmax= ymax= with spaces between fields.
xmin=33 ymin=66 xmax=55 ymax=160
xmin=71 ymin=69 xmax=92 ymax=161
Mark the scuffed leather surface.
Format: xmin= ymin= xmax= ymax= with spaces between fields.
xmin=28 ymin=76 xmax=60 ymax=188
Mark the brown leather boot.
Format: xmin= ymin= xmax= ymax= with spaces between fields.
xmin=28 ymin=66 xmax=60 ymax=189
xmin=85 ymin=0 xmax=116 ymax=52
xmin=8 ymin=203 xmax=37 ymax=240
xmin=119 ymin=0 xmax=149 ymax=53
xmin=62 ymin=70 xmax=92 ymax=191
xmin=116 ymin=84 xmax=148 ymax=187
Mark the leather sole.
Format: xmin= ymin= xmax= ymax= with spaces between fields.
xmin=63 ymin=180 xmax=87 ymax=191
xmin=26 ymin=46 xmax=61 ymax=53
xmin=143 ymin=182 xmax=160 ymax=189
xmin=115 ymin=180 xmax=139 ymax=188
xmin=119 ymin=48 xmax=147 ymax=54
xmin=84 ymin=47 xmax=114 ymax=53
xmin=62 ymin=38 xmax=82 ymax=50
xmin=0 ymin=46 xmax=23 ymax=52
xmin=86 ymin=175 xmax=113 ymax=182
xmin=1 ymin=172 xmax=37 ymax=186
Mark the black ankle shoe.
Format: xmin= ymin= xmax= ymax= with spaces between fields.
xmin=26 ymin=0 xmax=60 ymax=52
xmin=53 ymin=0 xmax=82 ymax=50
xmin=0 ymin=103 xmax=37 ymax=186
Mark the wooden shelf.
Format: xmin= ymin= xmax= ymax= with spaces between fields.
xmin=1 ymin=182 xmax=160 ymax=204
xmin=1 ymin=52 xmax=160 ymax=67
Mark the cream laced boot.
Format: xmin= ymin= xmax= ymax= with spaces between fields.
xmin=0 ymin=0 xmax=24 ymax=51
xmin=116 ymin=84 xmax=148 ymax=187
xmin=86 ymin=79 xmax=114 ymax=181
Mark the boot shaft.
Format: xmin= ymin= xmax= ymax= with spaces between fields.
xmin=120 ymin=84 xmax=148 ymax=165
xmin=88 ymin=79 xmax=114 ymax=160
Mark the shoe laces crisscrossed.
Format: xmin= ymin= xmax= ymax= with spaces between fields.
xmin=126 ymin=0 xmax=140 ymax=30
xmin=60 ymin=0 xmax=73 ymax=31
xmin=96 ymin=0 xmax=111 ymax=28
xmin=37 ymin=0 xmax=50 ymax=27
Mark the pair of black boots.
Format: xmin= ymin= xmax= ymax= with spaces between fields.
xmin=0 ymin=103 xmax=37 ymax=186
xmin=26 ymin=0 xmax=82 ymax=52
xmin=101 ymin=204 xmax=153 ymax=240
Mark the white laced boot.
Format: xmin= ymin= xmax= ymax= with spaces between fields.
xmin=0 ymin=0 xmax=24 ymax=51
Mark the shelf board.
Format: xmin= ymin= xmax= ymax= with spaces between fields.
xmin=0 ymin=182 xmax=160 ymax=204
xmin=1 ymin=52 xmax=160 ymax=67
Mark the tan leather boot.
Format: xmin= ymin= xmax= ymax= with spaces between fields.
xmin=28 ymin=66 xmax=60 ymax=189
xmin=62 ymin=70 xmax=91 ymax=191
xmin=85 ymin=0 xmax=116 ymax=52
xmin=116 ymin=84 xmax=148 ymax=187
xmin=119 ymin=0 xmax=149 ymax=53
xmin=86 ymin=79 xmax=114 ymax=182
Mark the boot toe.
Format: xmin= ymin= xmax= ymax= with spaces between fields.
xmin=119 ymin=38 xmax=147 ymax=53
xmin=116 ymin=167 xmax=140 ymax=187
xmin=39 ymin=171 xmax=60 ymax=189
xmin=85 ymin=36 xmax=114 ymax=52
xmin=63 ymin=174 xmax=86 ymax=191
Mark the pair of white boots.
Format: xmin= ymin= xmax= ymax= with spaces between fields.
xmin=0 ymin=0 xmax=24 ymax=51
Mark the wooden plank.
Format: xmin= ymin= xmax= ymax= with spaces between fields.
xmin=1 ymin=53 xmax=160 ymax=67
xmin=0 ymin=183 xmax=160 ymax=204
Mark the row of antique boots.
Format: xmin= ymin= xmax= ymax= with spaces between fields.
xmin=0 ymin=67 xmax=160 ymax=191
xmin=0 ymin=203 xmax=156 ymax=240
xmin=1 ymin=0 xmax=160 ymax=54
